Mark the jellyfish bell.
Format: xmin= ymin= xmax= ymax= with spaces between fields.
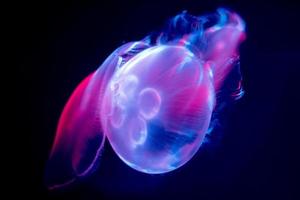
xmin=101 ymin=45 xmax=215 ymax=173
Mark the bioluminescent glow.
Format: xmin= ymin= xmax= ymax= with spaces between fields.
xmin=45 ymin=8 xmax=246 ymax=189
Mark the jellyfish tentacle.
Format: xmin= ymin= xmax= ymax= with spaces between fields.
xmin=45 ymin=41 xmax=151 ymax=189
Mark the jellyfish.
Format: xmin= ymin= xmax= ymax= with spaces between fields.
xmin=45 ymin=8 xmax=246 ymax=188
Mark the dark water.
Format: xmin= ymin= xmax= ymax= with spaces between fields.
xmin=15 ymin=0 xmax=299 ymax=199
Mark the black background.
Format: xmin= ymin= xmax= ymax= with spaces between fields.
xmin=15 ymin=0 xmax=299 ymax=199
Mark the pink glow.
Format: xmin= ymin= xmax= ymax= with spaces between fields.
xmin=46 ymin=42 xmax=149 ymax=188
